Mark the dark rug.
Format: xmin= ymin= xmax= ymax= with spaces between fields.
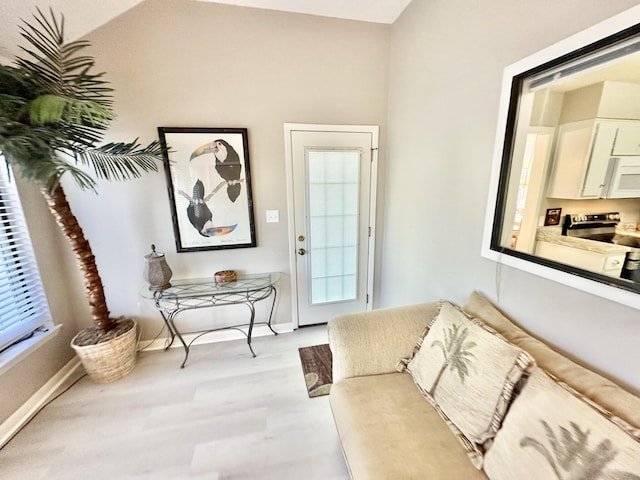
xmin=298 ymin=344 xmax=333 ymax=398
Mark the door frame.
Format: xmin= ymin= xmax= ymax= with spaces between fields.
xmin=284 ymin=123 xmax=379 ymax=328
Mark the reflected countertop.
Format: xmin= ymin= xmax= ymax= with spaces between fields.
xmin=536 ymin=227 xmax=633 ymax=255
xmin=616 ymin=226 xmax=640 ymax=239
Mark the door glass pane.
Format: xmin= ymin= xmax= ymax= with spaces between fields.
xmin=307 ymin=150 xmax=360 ymax=305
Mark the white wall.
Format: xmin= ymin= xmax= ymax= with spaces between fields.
xmin=61 ymin=0 xmax=390 ymax=336
xmin=383 ymin=0 xmax=640 ymax=392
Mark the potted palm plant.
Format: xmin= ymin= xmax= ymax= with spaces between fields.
xmin=0 ymin=9 xmax=164 ymax=383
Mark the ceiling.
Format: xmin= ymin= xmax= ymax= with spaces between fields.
xmin=0 ymin=0 xmax=411 ymax=61
xmin=196 ymin=0 xmax=412 ymax=23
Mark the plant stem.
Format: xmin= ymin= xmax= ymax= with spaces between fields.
xmin=42 ymin=185 xmax=114 ymax=333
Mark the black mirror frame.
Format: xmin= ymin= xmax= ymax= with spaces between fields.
xmin=482 ymin=6 xmax=640 ymax=310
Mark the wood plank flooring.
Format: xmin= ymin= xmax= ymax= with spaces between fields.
xmin=0 ymin=326 xmax=349 ymax=480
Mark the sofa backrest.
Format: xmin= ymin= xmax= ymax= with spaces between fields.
xmin=462 ymin=291 xmax=640 ymax=430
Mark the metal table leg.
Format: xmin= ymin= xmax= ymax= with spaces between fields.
xmin=152 ymin=281 xmax=279 ymax=368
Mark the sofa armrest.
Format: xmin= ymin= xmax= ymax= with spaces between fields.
xmin=328 ymin=302 xmax=440 ymax=383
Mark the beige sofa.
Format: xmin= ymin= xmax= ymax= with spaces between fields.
xmin=327 ymin=291 xmax=640 ymax=479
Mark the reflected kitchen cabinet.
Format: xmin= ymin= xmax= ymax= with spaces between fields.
xmin=548 ymin=118 xmax=640 ymax=199
xmin=536 ymin=240 xmax=628 ymax=277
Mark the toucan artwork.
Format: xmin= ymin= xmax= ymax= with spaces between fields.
xmin=182 ymin=179 xmax=212 ymax=236
xmin=178 ymin=179 xmax=237 ymax=237
xmin=190 ymin=139 xmax=243 ymax=202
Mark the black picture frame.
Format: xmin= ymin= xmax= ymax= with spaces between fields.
xmin=544 ymin=208 xmax=562 ymax=226
xmin=158 ymin=127 xmax=257 ymax=252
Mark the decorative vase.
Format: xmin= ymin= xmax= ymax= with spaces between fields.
xmin=143 ymin=244 xmax=172 ymax=291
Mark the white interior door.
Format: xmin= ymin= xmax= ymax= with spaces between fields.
xmin=285 ymin=124 xmax=378 ymax=327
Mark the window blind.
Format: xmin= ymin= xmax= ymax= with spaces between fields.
xmin=0 ymin=164 xmax=51 ymax=352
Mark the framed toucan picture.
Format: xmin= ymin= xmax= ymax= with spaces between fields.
xmin=158 ymin=127 xmax=257 ymax=252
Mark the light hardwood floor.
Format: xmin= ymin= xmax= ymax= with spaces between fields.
xmin=0 ymin=326 xmax=350 ymax=480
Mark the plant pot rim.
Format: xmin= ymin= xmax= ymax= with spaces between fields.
xmin=71 ymin=317 xmax=136 ymax=348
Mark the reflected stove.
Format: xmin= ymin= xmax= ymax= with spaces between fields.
xmin=562 ymin=212 xmax=640 ymax=247
xmin=562 ymin=212 xmax=620 ymax=242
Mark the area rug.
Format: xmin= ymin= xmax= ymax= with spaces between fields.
xmin=298 ymin=344 xmax=333 ymax=398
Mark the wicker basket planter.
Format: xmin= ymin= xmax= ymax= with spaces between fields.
xmin=71 ymin=319 xmax=138 ymax=384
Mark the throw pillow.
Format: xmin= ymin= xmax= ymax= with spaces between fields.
xmin=396 ymin=300 xmax=445 ymax=373
xmin=483 ymin=367 xmax=640 ymax=479
xmin=402 ymin=301 xmax=535 ymax=468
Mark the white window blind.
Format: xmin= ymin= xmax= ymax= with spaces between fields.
xmin=0 ymin=164 xmax=51 ymax=353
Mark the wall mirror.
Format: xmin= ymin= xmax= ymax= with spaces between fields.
xmin=482 ymin=5 xmax=640 ymax=310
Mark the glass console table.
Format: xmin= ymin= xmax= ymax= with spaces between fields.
xmin=148 ymin=273 xmax=279 ymax=368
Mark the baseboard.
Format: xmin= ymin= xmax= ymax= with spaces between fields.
xmin=0 ymin=356 xmax=82 ymax=449
xmin=138 ymin=322 xmax=295 ymax=352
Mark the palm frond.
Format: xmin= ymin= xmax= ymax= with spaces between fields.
xmin=451 ymin=361 xmax=469 ymax=382
xmin=0 ymin=94 xmax=28 ymax=122
xmin=445 ymin=324 xmax=459 ymax=351
xmin=0 ymin=65 xmax=37 ymax=99
xmin=16 ymin=8 xmax=114 ymax=109
xmin=40 ymin=155 xmax=97 ymax=193
xmin=431 ymin=339 xmax=447 ymax=360
xmin=0 ymin=129 xmax=96 ymax=192
xmin=79 ymin=139 xmax=162 ymax=182
xmin=1 ymin=9 xmax=164 ymax=192
xmin=0 ymin=128 xmax=54 ymax=169
xmin=29 ymin=94 xmax=114 ymax=126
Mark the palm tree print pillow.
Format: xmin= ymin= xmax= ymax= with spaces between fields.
xmin=483 ymin=368 xmax=640 ymax=479
xmin=403 ymin=302 xmax=535 ymax=468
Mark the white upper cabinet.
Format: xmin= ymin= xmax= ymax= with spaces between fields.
xmin=548 ymin=81 xmax=640 ymax=199
xmin=611 ymin=121 xmax=640 ymax=156
xmin=547 ymin=119 xmax=640 ymax=198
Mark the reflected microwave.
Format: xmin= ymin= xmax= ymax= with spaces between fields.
xmin=601 ymin=157 xmax=640 ymax=198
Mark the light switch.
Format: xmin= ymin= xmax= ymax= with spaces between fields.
xmin=266 ymin=210 xmax=280 ymax=223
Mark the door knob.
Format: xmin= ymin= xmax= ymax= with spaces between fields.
xmin=297 ymin=248 xmax=307 ymax=256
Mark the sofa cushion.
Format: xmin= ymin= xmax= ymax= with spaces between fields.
xmin=399 ymin=302 xmax=535 ymax=467
xmin=463 ymin=291 xmax=640 ymax=431
xmin=483 ymin=367 xmax=640 ymax=479
xmin=330 ymin=372 xmax=487 ymax=480
xmin=328 ymin=302 xmax=441 ymax=383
